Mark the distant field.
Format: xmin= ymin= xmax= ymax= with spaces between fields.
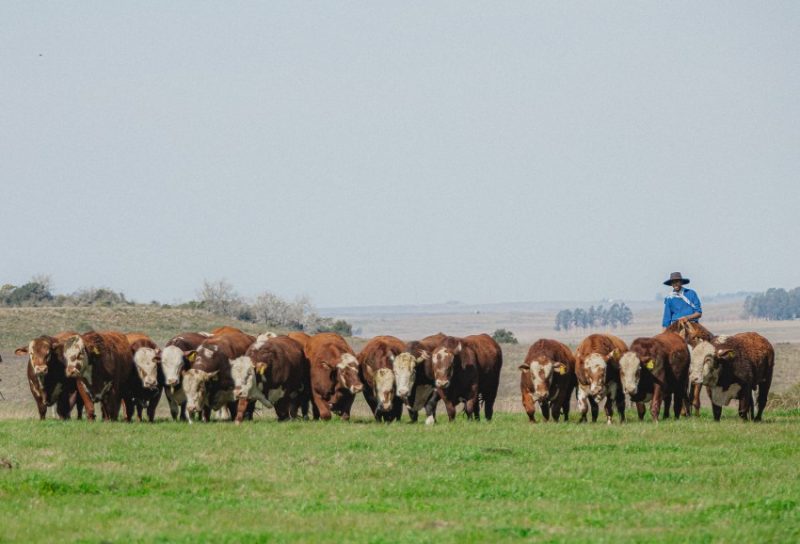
xmin=1 ymin=412 xmax=798 ymax=542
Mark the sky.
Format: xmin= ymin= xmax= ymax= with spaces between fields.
xmin=2 ymin=3 xmax=799 ymax=308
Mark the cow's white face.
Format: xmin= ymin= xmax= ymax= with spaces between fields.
xmin=133 ymin=347 xmax=160 ymax=390
xmin=374 ymin=368 xmax=395 ymax=411
xmin=63 ymin=336 xmax=89 ymax=378
xmin=255 ymin=332 xmax=277 ymax=345
xmin=529 ymin=360 xmax=553 ymax=401
xmin=161 ymin=346 xmax=185 ymax=387
xmin=183 ymin=369 xmax=217 ymax=414
xmin=393 ymin=353 xmax=422 ymax=400
xmin=694 ymin=341 xmax=719 ymax=386
xmin=618 ymin=352 xmax=641 ymax=395
xmin=336 ymin=354 xmax=363 ymax=394
xmin=584 ymin=353 xmax=607 ymax=398
xmin=230 ymin=356 xmax=256 ymax=399
xmin=432 ymin=344 xmax=460 ymax=388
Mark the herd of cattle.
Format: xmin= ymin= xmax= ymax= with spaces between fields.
xmin=7 ymin=321 xmax=774 ymax=424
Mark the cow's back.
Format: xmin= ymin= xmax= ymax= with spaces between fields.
xmin=248 ymin=335 xmax=307 ymax=383
xmin=526 ymin=339 xmax=575 ymax=371
xmin=287 ymin=331 xmax=311 ymax=348
xmin=166 ymin=332 xmax=208 ymax=352
xmin=463 ymin=334 xmax=502 ymax=375
xmin=358 ymin=336 xmax=407 ymax=370
xmin=729 ymin=332 xmax=774 ymax=383
xmin=125 ymin=332 xmax=158 ymax=352
xmin=305 ymin=333 xmax=353 ymax=364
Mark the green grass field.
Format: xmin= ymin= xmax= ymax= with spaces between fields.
xmin=1 ymin=411 xmax=798 ymax=543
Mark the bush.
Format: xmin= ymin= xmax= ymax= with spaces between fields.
xmin=317 ymin=319 xmax=354 ymax=337
xmin=492 ymin=328 xmax=518 ymax=344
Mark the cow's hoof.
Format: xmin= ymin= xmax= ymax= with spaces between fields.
xmin=425 ymin=415 xmax=435 ymax=426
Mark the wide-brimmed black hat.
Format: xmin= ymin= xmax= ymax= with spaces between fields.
xmin=663 ymin=272 xmax=690 ymax=286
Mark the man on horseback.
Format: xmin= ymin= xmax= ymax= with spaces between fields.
xmin=662 ymin=272 xmax=702 ymax=331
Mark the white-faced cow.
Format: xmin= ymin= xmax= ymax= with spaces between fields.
xmin=182 ymin=331 xmax=254 ymax=422
xmin=304 ymin=332 xmax=363 ymax=421
xmin=574 ymin=333 xmax=627 ymax=424
xmin=62 ymin=331 xmax=135 ymax=421
xmin=15 ymin=331 xmax=84 ymax=420
xmin=519 ymin=339 xmax=576 ymax=423
xmin=357 ymin=335 xmax=409 ymax=422
xmin=230 ymin=335 xmax=309 ymax=423
xmin=161 ymin=332 xmax=209 ymax=421
xmin=667 ymin=320 xmax=716 ymax=416
xmin=696 ymin=332 xmax=774 ymax=421
xmin=618 ymin=332 xmax=689 ymax=422
xmin=125 ymin=333 xmax=163 ymax=422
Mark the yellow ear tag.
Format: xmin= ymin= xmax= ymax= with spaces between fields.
xmin=258 ymin=366 xmax=266 ymax=376
xmin=646 ymin=360 xmax=655 ymax=370
xmin=187 ymin=352 xmax=197 ymax=363
xmin=557 ymin=366 xmax=567 ymax=375
xmin=92 ymin=346 xmax=101 ymax=355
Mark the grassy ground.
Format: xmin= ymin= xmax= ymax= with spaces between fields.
xmin=1 ymin=410 xmax=798 ymax=543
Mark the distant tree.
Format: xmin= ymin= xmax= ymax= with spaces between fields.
xmin=317 ymin=319 xmax=353 ymax=337
xmin=745 ymin=287 xmax=800 ymax=320
xmin=198 ymin=279 xmax=241 ymax=317
xmin=554 ymin=303 xmax=634 ymax=331
xmin=492 ymin=328 xmax=518 ymax=344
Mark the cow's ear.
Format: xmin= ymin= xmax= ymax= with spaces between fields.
xmin=388 ymin=354 xmax=396 ymax=363
xmin=207 ymin=370 xmax=219 ymax=381
xmin=417 ymin=350 xmax=430 ymax=363
xmin=606 ymin=349 xmax=620 ymax=361
xmin=184 ymin=350 xmax=197 ymax=363
xmin=321 ymin=361 xmax=331 ymax=370
xmin=518 ymin=363 xmax=530 ymax=372
xmin=415 ymin=355 xmax=427 ymax=365
xmin=364 ymin=364 xmax=374 ymax=378
xmin=716 ymin=348 xmax=735 ymax=360
xmin=455 ymin=343 xmax=462 ymax=354
xmin=14 ymin=346 xmax=28 ymax=356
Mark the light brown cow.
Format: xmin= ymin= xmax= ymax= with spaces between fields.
xmin=304 ymin=332 xmax=363 ymax=421
xmin=667 ymin=320 xmax=716 ymax=415
xmin=358 ymin=335 xmax=407 ymax=422
xmin=519 ymin=339 xmax=576 ymax=423
xmin=574 ymin=333 xmax=628 ymax=424
xmin=62 ymin=331 xmax=135 ymax=421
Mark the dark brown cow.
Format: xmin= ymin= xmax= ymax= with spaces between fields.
xmin=667 ymin=320 xmax=716 ymax=415
xmin=519 ymin=339 xmax=576 ymax=423
xmin=358 ymin=336 xmax=407 ymax=422
xmin=619 ymin=332 xmax=690 ymax=421
xmin=161 ymin=332 xmax=210 ymax=421
xmin=429 ymin=333 xmax=503 ymax=423
xmin=62 ymin=331 xmax=135 ymax=421
xmin=182 ymin=331 xmax=254 ymax=422
xmin=15 ymin=331 xmax=84 ymax=420
xmin=304 ymin=332 xmax=363 ymax=421
xmin=697 ymin=332 xmax=774 ymax=421
xmin=394 ymin=339 xmax=437 ymax=424
xmin=125 ymin=333 xmax=163 ymax=422
xmin=574 ymin=334 xmax=628 ymax=424
xmin=231 ymin=335 xmax=310 ymax=422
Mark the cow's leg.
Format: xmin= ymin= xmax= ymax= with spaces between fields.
xmin=36 ymin=398 xmax=47 ymax=420
xmin=712 ymin=403 xmax=722 ymax=421
xmin=407 ymin=408 xmax=419 ymax=422
xmin=76 ymin=381 xmax=95 ymax=421
xmin=339 ymin=394 xmax=355 ymax=421
xmin=738 ymin=387 xmax=752 ymax=420
xmin=146 ymin=400 xmax=157 ymax=422
xmin=589 ymin=396 xmax=600 ymax=422
xmin=166 ymin=394 xmax=180 ymax=421
xmin=443 ymin=397 xmax=457 ymax=422
xmin=56 ymin=392 xmax=72 ymax=420
xmin=755 ymin=377 xmax=772 ymax=422
xmin=576 ymin=389 xmax=589 ymax=423
xmin=615 ymin=393 xmax=626 ymax=423
xmin=363 ymin=385 xmax=378 ymax=417
xmin=424 ymin=390 xmax=439 ymax=425
xmin=650 ymin=386 xmax=662 ymax=422
xmin=692 ymin=383 xmax=702 ymax=416
xmin=603 ymin=397 xmax=614 ymax=425
xmin=636 ymin=402 xmax=646 ymax=420
xmin=541 ymin=401 xmax=551 ymax=422
xmin=311 ymin=392 xmax=331 ymax=421
xmin=483 ymin=390 xmax=497 ymax=421
xmin=235 ymin=398 xmax=249 ymax=424
xmin=663 ymin=392 xmax=672 ymax=420
xmin=522 ymin=389 xmax=537 ymax=422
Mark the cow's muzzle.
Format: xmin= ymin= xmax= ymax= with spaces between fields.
xmin=397 ymin=387 xmax=409 ymax=399
xmin=436 ymin=379 xmax=449 ymax=388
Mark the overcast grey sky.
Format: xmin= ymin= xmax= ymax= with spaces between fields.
xmin=2 ymin=3 xmax=799 ymax=307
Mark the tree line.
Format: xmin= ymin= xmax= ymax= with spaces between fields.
xmin=744 ymin=287 xmax=800 ymax=320
xmin=554 ymin=303 xmax=633 ymax=331
xmin=0 ymin=275 xmax=354 ymax=336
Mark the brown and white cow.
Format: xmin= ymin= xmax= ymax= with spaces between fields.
xmin=62 ymin=331 xmax=135 ymax=421
xmin=125 ymin=333 xmax=163 ymax=422
xmin=519 ymin=339 xmax=576 ymax=423
xmin=182 ymin=331 xmax=253 ymax=422
xmin=287 ymin=331 xmax=311 ymax=348
xmin=210 ymin=326 xmax=255 ymax=340
xmin=230 ymin=335 xmax=309 ymax=423
xmin=304 ymin=332 xmax=363 ymax=421
xmin=696 ymin=332 xmax=774 ymax=421
xmin=161 ymin=332 xmax=209 ymax=421
xmin=667 ymin=320 xmax=716 ymax=416
xmin=618 ymin=332 xmax=690 ymax=422
xmin=574 ymin=333 xmax=628 ymax=424
xmin=15 ymin=331 xmax=84 ymax=420
xmin=357 ymin=335 xmax=409 ymax=422
xmin=428 ymin=333 xmax=503 ymax=423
